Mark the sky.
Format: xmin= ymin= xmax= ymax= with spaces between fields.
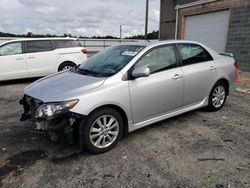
xmin=0 ymin=0 xmax=160 ymax=37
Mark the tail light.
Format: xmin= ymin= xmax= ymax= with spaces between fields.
xmin=81 ymin=49 xmax=87 ymax=54
xmin=234 ymin=61 xmax=239 ymax=69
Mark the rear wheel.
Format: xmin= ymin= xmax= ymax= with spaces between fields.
xmin=80 ymin=108 xmax=124 ymax=154
xmin=207 ymin=81 xmax=227 ymax=111
xmin=58 ymin=62 xmax=75 ymax=71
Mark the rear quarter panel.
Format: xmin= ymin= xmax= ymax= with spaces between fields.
xmin=200 ymin=43 xmax=236 ymax=93
xmin=214 ymin=55 xmax=236 ymax=89
xmin=55 ymin=47 xmax=87 ymax=69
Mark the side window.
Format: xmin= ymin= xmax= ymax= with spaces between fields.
xmin=26 ymin=40 xmax=53 ymax=53
xmin=135 ymin=45 xmax=177 ymax=74
xmin=0 ymin=42 xmax=22 ymax=56
xmin=54 ymin=40 xmax=81 ymax=48
xmin=178 ymin=43 xmax=213 ymax=66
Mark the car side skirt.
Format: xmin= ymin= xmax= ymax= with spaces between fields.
xmin=128 ymin=97 xmax=208 ymax=132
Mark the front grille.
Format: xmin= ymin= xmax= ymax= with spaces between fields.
xmin=30 ymin=99 xmax=36 ymax=122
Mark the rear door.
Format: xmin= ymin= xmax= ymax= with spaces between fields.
xmin=0 ymin=41 xmax=28 ymax=81
xmin=129 ymin=45 xmax=184 ymax=124
xmin=177 ymin=43 xmax=216 ymax=106
xmin=25 ymin=40 xmax=57 ymax=77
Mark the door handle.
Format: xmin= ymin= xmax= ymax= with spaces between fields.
xmin=209 ymin=66 xmax=216 ymax=71
xmin=15 ymin=57 xmax=24 ymax=60
xmin=27 ymin=56 xmax=35 ymax=59
xmin=172 ymin=74 xmax=182 ymax=80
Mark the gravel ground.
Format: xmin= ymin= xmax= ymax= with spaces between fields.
xmin=0 ymin=76 xmax=249 ymax=188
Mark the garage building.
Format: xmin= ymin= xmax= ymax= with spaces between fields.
xmin=160 ymin=0 xmax=250 ymax=71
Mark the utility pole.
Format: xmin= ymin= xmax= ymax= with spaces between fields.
xmin=145 ymin=0 xmax=149 ymax=40
xmin=120 ymin=25 xmax=122 ymax=39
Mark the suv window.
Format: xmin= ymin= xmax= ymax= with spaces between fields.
xmin=135 ymin=45 xmax=177 ymax=74
xmin=178 ymin=43 xmax=213 ymax=66
xmin=26 ymin=40 xmax=53 ymax=53
xmin=54 ymin=40 xmax=81 ymax=48
xmin=0 ymin=42 xmax=22 ymax=56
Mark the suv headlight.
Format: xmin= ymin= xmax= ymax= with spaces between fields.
xmin=35 ymin=100 xmax=78 ymax=120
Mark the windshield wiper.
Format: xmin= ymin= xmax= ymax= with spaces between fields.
xmin=76 ymin=66 xmax=100 ymax=77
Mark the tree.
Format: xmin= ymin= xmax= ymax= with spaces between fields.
xmin=126 ymin=30 xmax=159 ymax=40
xmin=26 ymin=32 xmax=33 ymax=37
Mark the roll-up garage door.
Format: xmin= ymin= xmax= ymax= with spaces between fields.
xmin=184 ymin=10 xmax=230 ymax=52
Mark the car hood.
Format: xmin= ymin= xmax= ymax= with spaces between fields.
xmin=24 ymin=70 xmax=106 ymax=102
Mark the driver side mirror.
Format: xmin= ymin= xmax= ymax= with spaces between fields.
xmin=131 ymin=66 xmax=150 ymax=78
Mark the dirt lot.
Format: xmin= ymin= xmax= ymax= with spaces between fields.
xmin=0 ymin=75 xmax=250 ymax=188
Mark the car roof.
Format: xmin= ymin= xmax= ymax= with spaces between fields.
xmin=3 ymin=37 xmax=78 ymax=43
xmin=118 ymin=40 xmax=206 ymax=47
xmin=3 ymin=38 xmax=200 ymax=46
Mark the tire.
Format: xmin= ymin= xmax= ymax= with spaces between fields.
xmin=58 ymin=62 xmax=75 ymax=71
xmin=80 ymin=108 xmax=124 ymax=154
xmin=207 ymin=81 xmax=227 ymax=111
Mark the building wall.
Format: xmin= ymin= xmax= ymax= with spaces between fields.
xmin=159 ymin=0 xmax=176 ymax=39
xmin=160 ymin=0 xmax=197 ymax=39
xmin=160 ymin=0 xmax=250 ymax=71
xmin=226 ymin=5 xmax=250 ymax=71
xmin=176 ymin=0 xmax=198 ymax=4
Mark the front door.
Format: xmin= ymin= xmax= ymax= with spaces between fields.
xmin=128 ymin=45 xmax=184 ymax=124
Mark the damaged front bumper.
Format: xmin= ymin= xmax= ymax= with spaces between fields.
xmin=20 ymin=95 xmax=84 ymax=146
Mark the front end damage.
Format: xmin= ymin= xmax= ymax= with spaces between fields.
xmin=20 ymin=95 xmax=84 ymax=159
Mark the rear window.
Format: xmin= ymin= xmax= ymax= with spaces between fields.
xmin=54 ymin=40 xmax=81 ymax=48
xmin=26 ymin=40 xmax=53 ymax=53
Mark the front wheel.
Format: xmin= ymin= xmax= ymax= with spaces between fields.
xmin=207 ymin=81 xmax=227 ymax=111
xmin=80 ymin=108 xmax=124 ymax=154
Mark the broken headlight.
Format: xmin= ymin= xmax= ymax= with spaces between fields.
xmin=35 ymin=100 xmax=78 ymax=120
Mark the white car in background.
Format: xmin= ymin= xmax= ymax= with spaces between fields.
xmin=0 ymin=38 xmax=87 ymax=81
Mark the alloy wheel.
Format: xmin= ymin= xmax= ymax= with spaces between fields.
xmin=89 ymin=115 xmax=119 ymax=148
xmin=212 ymin=85 xmax=226 ymax=108
xmin=62 ymin=65 xmax=73 ymax=70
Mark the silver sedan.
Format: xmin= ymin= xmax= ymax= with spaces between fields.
xmin=20 ymin=40 xmax=236 ymax=154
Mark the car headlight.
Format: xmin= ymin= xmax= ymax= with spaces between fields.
xmin=35 ymin=100 xmax=78 ymax=120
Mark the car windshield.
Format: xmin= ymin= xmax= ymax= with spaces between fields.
xmin=78 ymin=45 xmax=145 ymax=77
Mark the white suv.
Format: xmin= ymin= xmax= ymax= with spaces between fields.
xmin=0 ymin=38 xmax=87 ymax=81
